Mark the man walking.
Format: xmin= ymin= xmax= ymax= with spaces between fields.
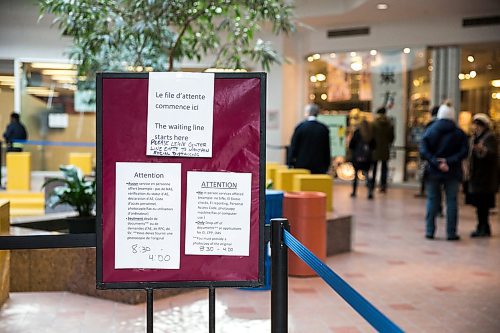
xmin=370 ymin=107 xmax=394 ymax=193
xmin=3 ymin=112 xmax=28 ymax=152
xmin=289 ymin=104 xmax=331 ymax=174
xmin=420 ymin=104 xmax=468 ymax=240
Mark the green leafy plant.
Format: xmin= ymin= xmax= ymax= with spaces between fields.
xmin=43 ymin=165 xmax=96 ymax=217
xmin=39 ymin=0 xmax=295 ymax=76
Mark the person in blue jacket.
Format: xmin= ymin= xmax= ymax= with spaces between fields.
xmin=420 ymin=104 xmax=468 ymax=241
xmin=3 ymin=112 xmax=28 ymax=152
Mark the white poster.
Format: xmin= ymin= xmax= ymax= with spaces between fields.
xmin=115 ymin=162 xmax=181 ymax=269
xmin=185 ymin=171 xmax=252 ymax=256
xmin=146 ymin=72 xmax=214 ymax=157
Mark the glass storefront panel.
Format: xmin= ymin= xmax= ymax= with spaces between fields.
xmin=306 ymin=47 xmax=430 ymax=183
xmin=18 ymin=62 xmax=96 ymax=171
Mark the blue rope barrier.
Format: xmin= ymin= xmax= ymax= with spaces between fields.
xmin=11 ymin=140 xmax=95 ymax=147
xmin=283 ymin=230 xmax=404 ymax=333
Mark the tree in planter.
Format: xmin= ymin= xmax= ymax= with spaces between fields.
xmin=39 ymin=0 xmax=295 ymax=78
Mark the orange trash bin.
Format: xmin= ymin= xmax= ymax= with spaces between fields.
xmin=283 ymin=191 xmax=326 ymax=277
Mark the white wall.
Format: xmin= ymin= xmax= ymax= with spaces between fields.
xmin=0 ymin=0 xmax=71 ymax=60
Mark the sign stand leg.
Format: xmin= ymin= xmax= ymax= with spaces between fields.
xmin=146 ymin=288 xmax=154 ymax=333
xmin=209 ymin=286 xmax=216 ymax=333
xmin=271 ymin=218 xmax=289 ymax=333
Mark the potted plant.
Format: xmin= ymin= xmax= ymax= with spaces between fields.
xmin=43 ymin=165 xmax=96 ymax=233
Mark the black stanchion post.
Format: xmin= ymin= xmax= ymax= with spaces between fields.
xmin=271 ymin=218 xmax=289 ymax=333
xmin=209 ymin=286 xmax=215 ymax=333
xmin=146 ymin=288 xmax=154 ymax=333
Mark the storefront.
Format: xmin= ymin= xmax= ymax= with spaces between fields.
xmin=305 ymin=42 xmax=500 ymax=184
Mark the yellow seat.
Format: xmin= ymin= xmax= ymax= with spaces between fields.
xmin=265 ymin=163 xmax=287 ymax=188
xmin=6 ymin=152 xmax=31 ymax=191
xmin=69 ymin=153 xmax=93 ymax=175
xmin=274 ymin=168 xmax=310 ymax=192
xmin=292 ymin=174 xmax=333 ymax=211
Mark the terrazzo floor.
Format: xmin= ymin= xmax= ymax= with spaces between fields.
xmin=1 ymin=184 xmax=499 ymax=332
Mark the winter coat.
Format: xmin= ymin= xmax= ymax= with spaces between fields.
xmin=420 ymin=119 xmax=468 ymax=181
xmin=289 ymin=119 xmax=331 ymax=174
xmin=468 ymin=129 xmax=498 ymax=194
xmin=372 ymin=115 xmax=394 ymax=161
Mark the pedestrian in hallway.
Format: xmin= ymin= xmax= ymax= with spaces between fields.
xmin=466 ymin=113 xmax=498 ymax=237
xmin=289 ymin=103 xmax=331 ymax=174
xmin=415 ymin=105 xmax=440 ymax=198
xmin=3 ymin=112 xmax=28 ymax=152
xmin=420 ymin=104 xmax=468 ymax=240
xmin=370 ymin=107 xmax=394 ymax=193
xmin=349 ymin=119 xmax=376 ymax=199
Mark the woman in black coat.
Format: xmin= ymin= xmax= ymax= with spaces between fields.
xmin=467 ymin=113 xmax=499 ymax=237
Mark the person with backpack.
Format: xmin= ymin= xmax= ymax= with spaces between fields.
xmin=349 ymin=120 xmax=376 ymax=199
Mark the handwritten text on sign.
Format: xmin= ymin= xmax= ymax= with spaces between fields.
xmin=115 ymin=162 xmax=181 ymax=269
xmin=146 ymin=72 xmax=214 ymax=157
xmin=185 ymin=171 xmax=252 ymax=256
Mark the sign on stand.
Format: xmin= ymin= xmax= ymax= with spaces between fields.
xmin=96 ymin=72 xmax=266 ymax=289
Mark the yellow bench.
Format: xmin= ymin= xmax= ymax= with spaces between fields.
xmin=293 ymin=174 xmax=333 ymax=212
xmin=265 ymin=163 xmax=287 ymax=188
xmin=6 ymin=152 xmax=31 ymax=191
xmin=69 ymin=152 xmax=93 ymax=175
xmin=274 ymin=168 xmax=310 ymax=192
xmin=0 ymin=200 xmax=10 ymax=306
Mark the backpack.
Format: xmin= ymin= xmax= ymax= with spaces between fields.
xmin=354 ymin=141 xmax=371 ymax=163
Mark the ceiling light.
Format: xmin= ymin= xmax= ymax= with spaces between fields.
xmin=465 ymin=74 xmax=471 ymax=79
xmin=350 ymin=62 xmax=363 ymax=71
xmin=321 ymin=93 xmax=327 ymax=100
xmin=350 ymin=52 xmax=357 ymax=57
xmin=41 ymin=69 xmax=78 ymax=76
xmin=428 ymin=65 xmax=433 ymax=71
xmin=329 ymin=53 xmax=336 ymax=58
xmin=316 ymin=74 xmax=326 ymax=81
xmin=491 ymin=79 xmax=500 ymax=87
xmin=403 ymin=48 xmax=411 ymax=54
xmin=312 ymin=54 xmax=321 ymax=60
xmin=0 ymin=76 xmax=14 ymax=82
xmin=370 ymin=50 xmax=377 ymax=56
xmin=377 ymin=3 xmax=388 ymax=10
xmin=307 ymin=56 xmax=314 ymax=62
xmin=458 ymin=73 xmax=465 ymax=80
xmin=309 ymin=94 xmax=315 ymax=100
xmin=467 ymin=55 xmax=474 ymax=63
xmin=310 ymin=75 xmax=317 ymax=83
xmin=31 ymin=62 xmax=76 ymax=70
xmin=486 ymin=64 xmax=493 ymax=70
xmin=469 ymin=70 xmax=477 ymax=78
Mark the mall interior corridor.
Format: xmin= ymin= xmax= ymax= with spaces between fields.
xmin=1 ymin=184 xmax=499 ymax=333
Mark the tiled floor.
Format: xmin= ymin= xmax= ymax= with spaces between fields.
xmin=1 ymin=184 xmax=499 ymax=332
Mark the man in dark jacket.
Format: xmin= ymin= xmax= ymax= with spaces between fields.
xmin=370 ymin=107 xmax=394 ymax=193
xmin=289 ymin=104 xmax=331 ymax=174
xmin=3 ymin=112 xmax=28 ymax=152
xmin=420 ymin=104 xmax=468 ymax=241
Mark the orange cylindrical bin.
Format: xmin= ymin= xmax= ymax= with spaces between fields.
xmin=283 ymin=191 xmax=326 ymax=277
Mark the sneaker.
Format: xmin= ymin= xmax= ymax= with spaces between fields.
xmin=368 ymin=193 xmax=374 ymax=200
xmin=447 ymin=235 xmax=460 ymax=241
xmin=350 ymin=192 xmax=356 ymax=198
xmin=425 ymin=234 xmax=434 ymax=240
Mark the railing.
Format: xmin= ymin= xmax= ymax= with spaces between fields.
xmin=271 ymin=218 xmax=404 ymax=333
